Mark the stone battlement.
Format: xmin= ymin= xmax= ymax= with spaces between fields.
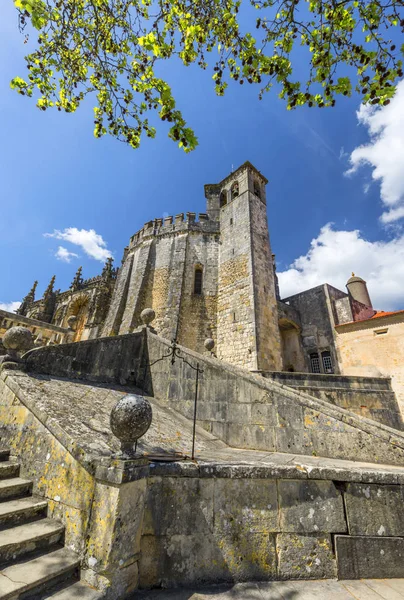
xmin=129 ymin=212 xmax=219 ymax=247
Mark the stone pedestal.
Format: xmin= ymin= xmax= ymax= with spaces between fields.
xmin=83 ymin=457 xmax=150 ymax=599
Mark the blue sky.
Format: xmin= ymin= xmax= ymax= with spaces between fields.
xmin=1 ymin=2 xmax=404 ymax=311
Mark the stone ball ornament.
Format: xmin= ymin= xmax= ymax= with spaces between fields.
xmin=2 ymin=327 xmax=34 ymax=362
xmin=140 ymin=308 xmax=155 ymax=326
xmin=204 ymin=338 xmax=215 ymax=352
xmin=110 ymin=393 xmax=153 ymax=456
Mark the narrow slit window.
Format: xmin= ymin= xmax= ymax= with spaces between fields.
xmin=194 ymin=268 xmax=203 ymax=295
xmin=310 ymin=353 xmax=321 ymax=374
xmin=254 ymin=180 xmax=261 ymax=198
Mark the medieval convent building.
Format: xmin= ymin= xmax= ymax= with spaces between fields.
xmin=9 ymin=162 xmax=404 ymax=405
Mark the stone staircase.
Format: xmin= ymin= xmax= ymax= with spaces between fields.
xmin=0 ymin=449 xmax=101 ymax=599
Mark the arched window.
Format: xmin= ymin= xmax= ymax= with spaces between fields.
xmin=220 ymin=190 xmax=227 ymax=207
xmin=231 ymin=181 xmax=239 ymax=199
xmin=253 ymin=180 xmax=261 ymax=199
xmin=194 ymin=267 xmax=203 ymax=295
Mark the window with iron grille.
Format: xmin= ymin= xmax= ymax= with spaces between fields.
xmin=194 ymin=268 xmax=203 ymax=295
xmin=310 ymin=353 xmax=321 ymax=374
xmin=321 ymin=351 xmax=334 ymax=374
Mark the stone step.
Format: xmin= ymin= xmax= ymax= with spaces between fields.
xmin=0 ymin=497 xmax=48 ymax=529
xmin=0 ymin=519 xmax=64 ymax=564
xmin=0 ymin=478 xmax=32 ymax=502
xmin=0 ymin=453 xmax=10 ymax=464
xmin=0 ymin=547 xmax=79 ymax=600
xmin=0 ymin=464 xmax=20 ymax=481
xmin=39 ymin=581 xmax=103 ymax=600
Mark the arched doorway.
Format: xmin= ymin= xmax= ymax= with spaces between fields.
xmin=67 ymin=295 xmax=89 ymax=341
xmin=279 ymin=318 xmax=305 ymax=373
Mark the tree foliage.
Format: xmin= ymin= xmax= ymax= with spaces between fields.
xmin=12 ymin=0 xmax=404 ymax=151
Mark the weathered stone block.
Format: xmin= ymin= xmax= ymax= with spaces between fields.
xmin=344 ymin=483 xmax=404 ymax=536
xmin=139 ymin=532 xmax=277 ymax=588
xmin=250 ymin=402 xmax=276 ymax=424
xmin=336 ymin=535 xmax=404 ymax=579
xmin=213 ymin=479 xmax=279 ymax=534
xmin=143 ymin=477 xmax=214 ymax=536
xmin=275 ymin=401 xmax=304 ymax=428
xmin=275 ymin=428 xmax=307 ymax=454
xmin=226 ymin=423 xmax=275 ymax=451
xmin=278 ymin=480 xmax=347 ymax=533
xmin=86 ymin=477 xmax=147 ymax=576
xmin=277 ymin=534 xmax=337 ymax=579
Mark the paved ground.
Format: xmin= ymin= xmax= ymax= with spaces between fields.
xmin=135 ymin=579 xmax=404 ymax=599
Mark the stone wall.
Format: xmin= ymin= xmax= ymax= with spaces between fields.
xmin=4 ymin=363 xmax=404 ymax=592
xmin=140 ymin=463 xmax=404 ymax=587
xmin=24 ymin=330 xmax=404 ymax=465
xmin=282 ymin=285 xmax=340 ymax=374
xmin=145 ymin=332 xmax=404 ymax=465
xmin=261 ymin=371 xmax=403 ymax=430
xmin=0 ymin=309 xmax=68 ymax=346
xmin=0 ymin=369 xmax=95 ymax=555
xmin=102 ymin=216 xmax=219 ymax=354
xmin=25 ymin=330 xmax=146 ymax=385
xmin=176 ymin=231 xmax=219 ymax=352
xmin=0 ymin=368 xmax=150 ymax=597
xmin=336 ymin=313 xmax=404 ymax=418
xmin=216 ymin=165 xmax=281 ymax=371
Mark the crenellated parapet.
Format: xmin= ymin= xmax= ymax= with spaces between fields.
xmin=129 ymin=212 xmax=219 ymax=249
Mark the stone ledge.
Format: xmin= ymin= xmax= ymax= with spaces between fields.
xmin=149 ymin=455 xmax=404 ymax=485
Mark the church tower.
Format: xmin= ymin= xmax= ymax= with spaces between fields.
xmin=208 ymin=162 xmax=282 ymax=371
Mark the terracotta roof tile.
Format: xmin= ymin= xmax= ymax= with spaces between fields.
xmin=335 ymin=309 xmax=404 ymax=327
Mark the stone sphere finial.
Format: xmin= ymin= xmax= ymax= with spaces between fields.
xmin=67 ymin=315 xmax=77 ymax=330
xmin=140 ymin=308 xmax=155 ymax=327
xmin=204 ymin=338 xmax=215 ymax=352
xmin=3 ymin=327 xmax=33 ymax=354
xmin=110 ymin=394 xmax=152 ymax=457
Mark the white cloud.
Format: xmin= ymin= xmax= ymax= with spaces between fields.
xmin=55 ymin=246 xmax=79 ymax=263
xmin=278 ymin=223 xmax=404 ymax=310
xmin=345 ymin=80 xmax=404 ymax=224
xmin=44 ymin=228 xmax=112 ymax=262
xmin=0 ymin=301 xmax=20 ymax=313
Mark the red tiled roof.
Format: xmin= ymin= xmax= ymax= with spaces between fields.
xmin=335 ymin=309 xmax=404 ymax=327
xmin=370 ymin=310 xmax=404 ymax=319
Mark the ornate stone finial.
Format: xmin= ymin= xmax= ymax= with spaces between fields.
xmin=140 ymin=308 xmax=156 ymax=327
xmin=16 ymin=280 xmax=38 ymax=316
xmin=70 ymin=267 xmax=83 ymax=292
xmin=204 ymin=338 xmax=215 ymax=352
xmin=101 ymin=257 xmax=115 ymax=281
xmin=44 ymin=275 xmax=56 ymax=300
xmin=110 ymin=394 xmax=152 ymax=457
xmin=0 ymin=327 xmax=34 ymax=367
xmin=204 ymin=338 xmax=216 ymax=357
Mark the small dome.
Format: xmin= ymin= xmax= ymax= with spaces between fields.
xmin=347 ymin=273 xmax=366 ymax=285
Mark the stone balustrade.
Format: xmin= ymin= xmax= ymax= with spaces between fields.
xmin=0 ymin=309 xmax=69 ymax=349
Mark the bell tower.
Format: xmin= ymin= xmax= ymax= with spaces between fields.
xmin=214 ymin=162 xmax=282 ymax=371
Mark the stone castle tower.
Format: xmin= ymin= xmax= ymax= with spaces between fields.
xmin=102 ymin=161 xmax=282 ymax=371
